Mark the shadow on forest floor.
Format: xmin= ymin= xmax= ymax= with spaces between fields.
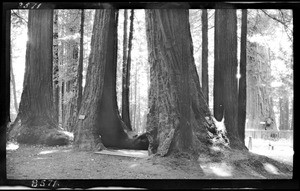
xmin=6 ymin=142 xmax=292 ymax=180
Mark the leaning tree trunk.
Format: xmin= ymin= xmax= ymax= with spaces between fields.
xmin=201 ymin=9 xmax=209 ymax=104
xmin=73 ymin=9 xmax=148 ymax=151
xmin=145 ymin=9 xmax=229 ymax=157
xmin=237 ymin=9 xmax=247 ymax=144
xmin=8 ymin=10 xmax=70 ymax=146
xmin=10 ymin=52 xmax=18 ymax=114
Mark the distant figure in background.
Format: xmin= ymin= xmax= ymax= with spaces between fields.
xmin=265 ymin=117 xmax=273 ymax=130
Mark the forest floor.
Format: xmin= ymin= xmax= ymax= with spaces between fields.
xmin=6 ymin=137 xmax=293 ymax=185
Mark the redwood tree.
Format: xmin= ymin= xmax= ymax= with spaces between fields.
xmin=121 ymin=9 xmax=134 ymax=132
xmin=214 ymin=9 xmax=245 ymax=149
xmin=73 ymin=9 xmax=147 ymax=151
xmin=213 ymin=9 xmax=224 ymax=121
xmin=145 ymin=9 xmax=229 ymax=156
xmin=76 ymin=9 xmax=84 ymax=113
xmin=238 ymin=9 xmax=247 ymax=144
xmin=201 ymin=9 xmax=209 ymax=104
xmin=8 ymin=10 xmax=69 ymax=146
xmin=53 ymin=10 xmax=59 ymax=124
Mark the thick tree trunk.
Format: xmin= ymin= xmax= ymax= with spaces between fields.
xmin=9 ymin=10 xmax=70 ymax=146
xmin=238 ymin=9 xmax=247 ymax=144
xmin=74 ymin=9 xmax=148 ymax=151
xmin=214 ymin=9 xmax=246 ymax=149
xmin=201 ymin=9 xmax=209 ymax=104
xmin=213 ymin=10 xmax=225 ymax=121
xmin=246 ymin=42 xmax=277 ymax=130
xmin=77 ymin=9 xmax=84 ymax=113
xmin=145 ymin=9 xmax=228 ymax=157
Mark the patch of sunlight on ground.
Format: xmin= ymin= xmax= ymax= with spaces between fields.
xmin=117 ymin=150 xmax=147 ymax=157
xmin=39 ymin=150 xmax=59 ymax=155
xmin=129 ymin=163 xmax=139 ymax=168
xmin=59 ymin=130 xmax=74 ymax=140
xmin=200 ymin=162 xmax=232 ymax=177
xmin=263 ymin=163 xmax=280 ymax=175
xmin=6 ymin=142 xmax=19 ymax=151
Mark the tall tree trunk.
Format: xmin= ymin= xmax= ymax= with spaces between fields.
xmin=238 ymin=9 xmax=247 ymax=144
xmin=279 ymin=97 xmax=283 ymax=130
xmin=291 ymin=99 xmax=293 ymax=130
xmin=201 ymin=9 xmax=209 ymax=104
xmin=8 ymin=10 xmax=70 ymax=146
xmin=61 ymin=81 xmax=65 ymax=128
xmin=145 ymin=9 xmax=229 ymax=157
xmin=63 ymin=10 xmax=80 ymax=132
xmin=280 ymin=96 xmax=289 ymax=130
xmin=53 ymin=10 xmax=59 ymax=124
xmin=74 ymin=9 xmax=148 ymax=151
xmin=213 ymin=9 xmax=224 ymax=121
xmin=77 ymin=9 xmax=84 ymax=113
xmin=4 ymin=9 xmax=11 ymax=130
xmin=134 ymin=62 xmax=138 ymax=131
xmin=214 ymin=9 xmax=245 ymax=149
xmin=122 ymin=9 xmax=132 ymax=131
xmin=10 ymin=52 xmax=18 ymax=114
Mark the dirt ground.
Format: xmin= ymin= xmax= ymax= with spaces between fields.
xmin=6 ymin=141 xmax=293 ymax=187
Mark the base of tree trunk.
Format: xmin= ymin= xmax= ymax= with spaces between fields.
xmin=8 ymin=120 xmax=71 ymax=146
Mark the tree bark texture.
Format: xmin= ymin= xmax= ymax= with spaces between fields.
xmin=121 ymin=9 xmax=133 ymax=131
xmin=246 ymin=42 xmax=277 ymax=130
xmin=74 ymin=9 xmax=148 ymax=151
xmin=213 ymin=9 xmax=225 ymax=121
xmin=201 ymin=9 xmax=209 ymax=104
xmin=62 ymin=12 xmax=80 ymax=132
xmin=237 ymin=9 xmax=247 ymax=144
xmin=145 ymin=9 xmax=225 ymax=157
xmin=77 ymin=9 xmax=84 ymax=113
xmin=53 ymin=10 xmax=59 ymax=124
xmin=9 ymin=10 xmax=70 ymax=146
xmin=214 ymin=9 xmax=245 ymax=149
